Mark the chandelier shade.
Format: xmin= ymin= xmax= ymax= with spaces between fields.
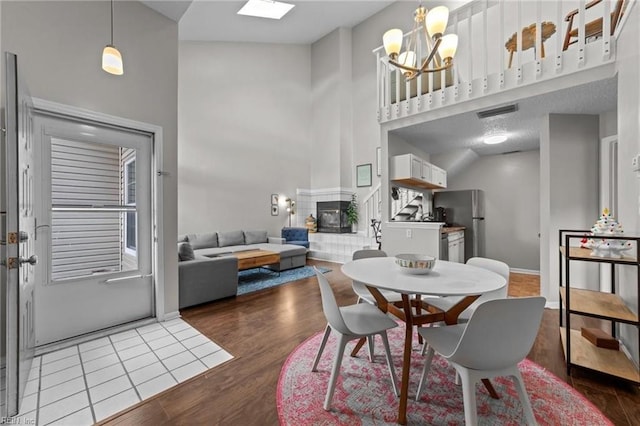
xmin=425 ymin=6 xmax=449 ymax=37
xmin=383 ymin=29 xmax=403 ymax=57
xmin=382 ymin=3 xmax=457 ymax=80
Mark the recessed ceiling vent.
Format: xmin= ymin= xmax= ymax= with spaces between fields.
xmin=477 ymin=104 xmax=518 ymax=119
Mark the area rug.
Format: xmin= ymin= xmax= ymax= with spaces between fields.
xmin=237 ymin=265 xmax=331 ymax=295
xmin=277 ymin=325 xmax=613 ymax=425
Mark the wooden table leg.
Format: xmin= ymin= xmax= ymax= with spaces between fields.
xmin=397 ymin=294 xmax=414 ymax=425
xmin=482 ymin=379 xmax=500 ymax=399
xmin=350 ymin=338 xmax=366 ymax=357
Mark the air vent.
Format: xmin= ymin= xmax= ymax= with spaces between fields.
xmin=477 ymin=104 xmax=518 ymax=119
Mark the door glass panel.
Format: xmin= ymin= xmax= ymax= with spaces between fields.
xmin=49 ymin=138 xmax=139 ymax=281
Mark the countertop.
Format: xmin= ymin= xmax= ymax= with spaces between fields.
xmin=441 ymin=226 xmax=465 ymax=234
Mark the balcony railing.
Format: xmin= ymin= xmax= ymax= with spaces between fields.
xmin=374 ymin=0 xmax=631 ymax=123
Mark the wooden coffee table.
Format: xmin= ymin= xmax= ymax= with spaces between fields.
xmin=232 ymin=249 xmax=280 ymax=272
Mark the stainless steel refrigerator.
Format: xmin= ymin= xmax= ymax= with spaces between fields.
xmin=433 ymin=189 xmax=485 ymax=262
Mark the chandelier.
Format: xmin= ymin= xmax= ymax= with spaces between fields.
xmin=383 ymin=4 xmax=458 ymax=81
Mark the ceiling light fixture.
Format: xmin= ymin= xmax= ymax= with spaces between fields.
xmin=484 ymin=134 xmax=508 ymax=145
xmin=102 ymin=0 xmax=123 ymax=75
xmin=238 ymin=0 xmax=295 ymax=20
xmin=382 ymin=4 xmax=458 ymax=81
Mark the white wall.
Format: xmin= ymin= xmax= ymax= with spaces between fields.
xmin=178 ymin=41 xmax=311 ymax=236
xmin=600 ymin=110 xmax=618 ymax=139
xmin=541 ymin=114 xmax=600 ymax=304
xmin=445 ymin=150 xmax=540 ymax=271
xmin=1 ymin=1 xmax=179 ymax=314
xmin=614 ymin=0 xmax=640 ymax=366
xmin=310 ymin=29 xmax=351 ymax=189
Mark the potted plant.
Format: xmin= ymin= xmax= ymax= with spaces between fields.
xmin=347 ymin=193 xmax=358 ymax=232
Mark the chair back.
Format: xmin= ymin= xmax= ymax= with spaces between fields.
xmin=448 ymin=296 xmax=545 ymax=371
xmin=281 ymin=227 xmax=308 ymax=241
xmin=353 ymin=249 xmax=387 ymax=260
xmin=314 ymin=268 xmax=351 ymax=335
xmin=466 ymin=257 xmax=510 ymax=300
xmin=351 ymin=250 xmax=387 ymax=299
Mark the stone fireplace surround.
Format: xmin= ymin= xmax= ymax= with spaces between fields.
xmin=294 ymin=188 xmax=378 ymax=263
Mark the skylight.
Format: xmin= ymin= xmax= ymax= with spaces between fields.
xmin=237 ymin=0 xmax=295 ymax=20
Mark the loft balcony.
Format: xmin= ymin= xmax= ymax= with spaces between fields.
xmin=374 ymin=0 xmax=630 ymax=123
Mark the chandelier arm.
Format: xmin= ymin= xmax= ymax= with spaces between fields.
xmin=419 ymin=37 xmax=442 ymax=74
xmin=388 ymin=59 xmax=420 ymax=74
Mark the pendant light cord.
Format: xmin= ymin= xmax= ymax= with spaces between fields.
xmin=110 ymin=0 xmax=114 ymax=45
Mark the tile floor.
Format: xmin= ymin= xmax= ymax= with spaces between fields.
xmin=11 ymin=318 xmax=233 ymax=425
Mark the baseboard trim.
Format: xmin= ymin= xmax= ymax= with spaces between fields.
xmin=510 ymin=268 xmax=540 ymax=275
xmin=162 ymin=311 xmax=181 ymax=321
xmin=545 ymin=301 xmax=560 ymax=309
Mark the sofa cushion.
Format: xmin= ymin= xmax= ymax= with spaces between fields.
xmin=188 ymin=232 xmax=218 ymax=250
xmin=218 ymin=230 xmax=245 ymax=247
xmin=178 ymin=242 xmax=195 ymax=261
xmin=244 ymin=230 xmax=268 ymax=245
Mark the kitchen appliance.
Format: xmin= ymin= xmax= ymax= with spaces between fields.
xmin=433 ymin=206 xmax=447 ymax=223
xmin=433 ymin=189 xmax=485 ymax=262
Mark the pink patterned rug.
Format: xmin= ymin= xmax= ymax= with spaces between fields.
xmin=277 ymin=325 xmax=613 ymax=425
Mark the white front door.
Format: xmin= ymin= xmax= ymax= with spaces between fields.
xmin=33 ymin=113 xmax=154 ymax=346
xmin=2 ymin=52 xmax=37 ymax=417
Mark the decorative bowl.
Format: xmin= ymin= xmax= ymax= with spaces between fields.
xmin=395 ymin=254 xmax=436 ymax=274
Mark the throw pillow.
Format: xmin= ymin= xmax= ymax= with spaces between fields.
xmin=178 ymin=242 xmax=195 ymax=261
xmin=188 ymin=232 xmax=218 ymax=250
xmin=244 ymin=230 xmax=268 ymax=244
xmin=218 ymin=230 xmax=245 ymax=247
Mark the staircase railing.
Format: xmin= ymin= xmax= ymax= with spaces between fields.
xmin=362 ymin=182 xmax=382 ymax=237
xmin=373 ymin=0 xmax=631 ymax=123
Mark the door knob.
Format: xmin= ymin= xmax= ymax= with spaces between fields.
xmin=19 ymin=255 xmax=38 ymax=266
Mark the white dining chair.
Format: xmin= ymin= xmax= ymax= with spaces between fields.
xmin=425 ymin=257 xmax=510 ymax=323
xmin=416 ymin=296 xmax=545 ymax=425
xmin=351 ymin=249 xmax=404 ymax=361
xmin=311 ymin=268 xmax=399 ymax=410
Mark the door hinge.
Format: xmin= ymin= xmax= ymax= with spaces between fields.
xmin=1 ymin=257 xmax=19 ymax=269
xmin=6 ymin=231 xmax=28 ymax=244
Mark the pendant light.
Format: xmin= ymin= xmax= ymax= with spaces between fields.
xmin=102 ymin=0 xmax=124 ymax=75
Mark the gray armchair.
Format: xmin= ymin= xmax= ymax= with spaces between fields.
xmin=178 ymin=255 xmax=238 ymax=309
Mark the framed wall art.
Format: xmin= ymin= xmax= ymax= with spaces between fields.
xmin=356 ymin=163 xmax=372 ymax=187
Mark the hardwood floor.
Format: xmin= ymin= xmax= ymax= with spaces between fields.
xmin=101 ymin=260 xmax=640 ymax=426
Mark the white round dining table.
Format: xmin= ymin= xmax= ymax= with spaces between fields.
xmin=341 ymin=257 xmax=506 ymax=297
xmin=341 ymin=257 xmax=507 ymax=425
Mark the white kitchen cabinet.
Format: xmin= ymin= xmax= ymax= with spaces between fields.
xmin=391 ymin=154 xmax=445 ymax=190
xmin=430 ymin=165 xmax=447 ymax=188
xmin=448 ymin=231 xmax=464 ymax=263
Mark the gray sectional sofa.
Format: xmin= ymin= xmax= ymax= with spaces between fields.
xmin=177 ymin=230 xmax=307 ymax=309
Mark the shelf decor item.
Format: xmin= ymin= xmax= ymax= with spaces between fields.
xmin=580 ymin=208 xmax=633 ymax=258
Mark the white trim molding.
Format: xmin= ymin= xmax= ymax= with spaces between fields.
xmin=510 ymin=268 xmax=540 ymax=275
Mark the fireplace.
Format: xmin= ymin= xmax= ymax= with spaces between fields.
xmin=317 ymin=201 xmax=351 ymax=233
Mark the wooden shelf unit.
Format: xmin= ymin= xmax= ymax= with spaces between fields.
xmin=558 ymin=229 xmax=640 ymax=384
xmin=560 ymin=329 xmax=640 ymax=383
